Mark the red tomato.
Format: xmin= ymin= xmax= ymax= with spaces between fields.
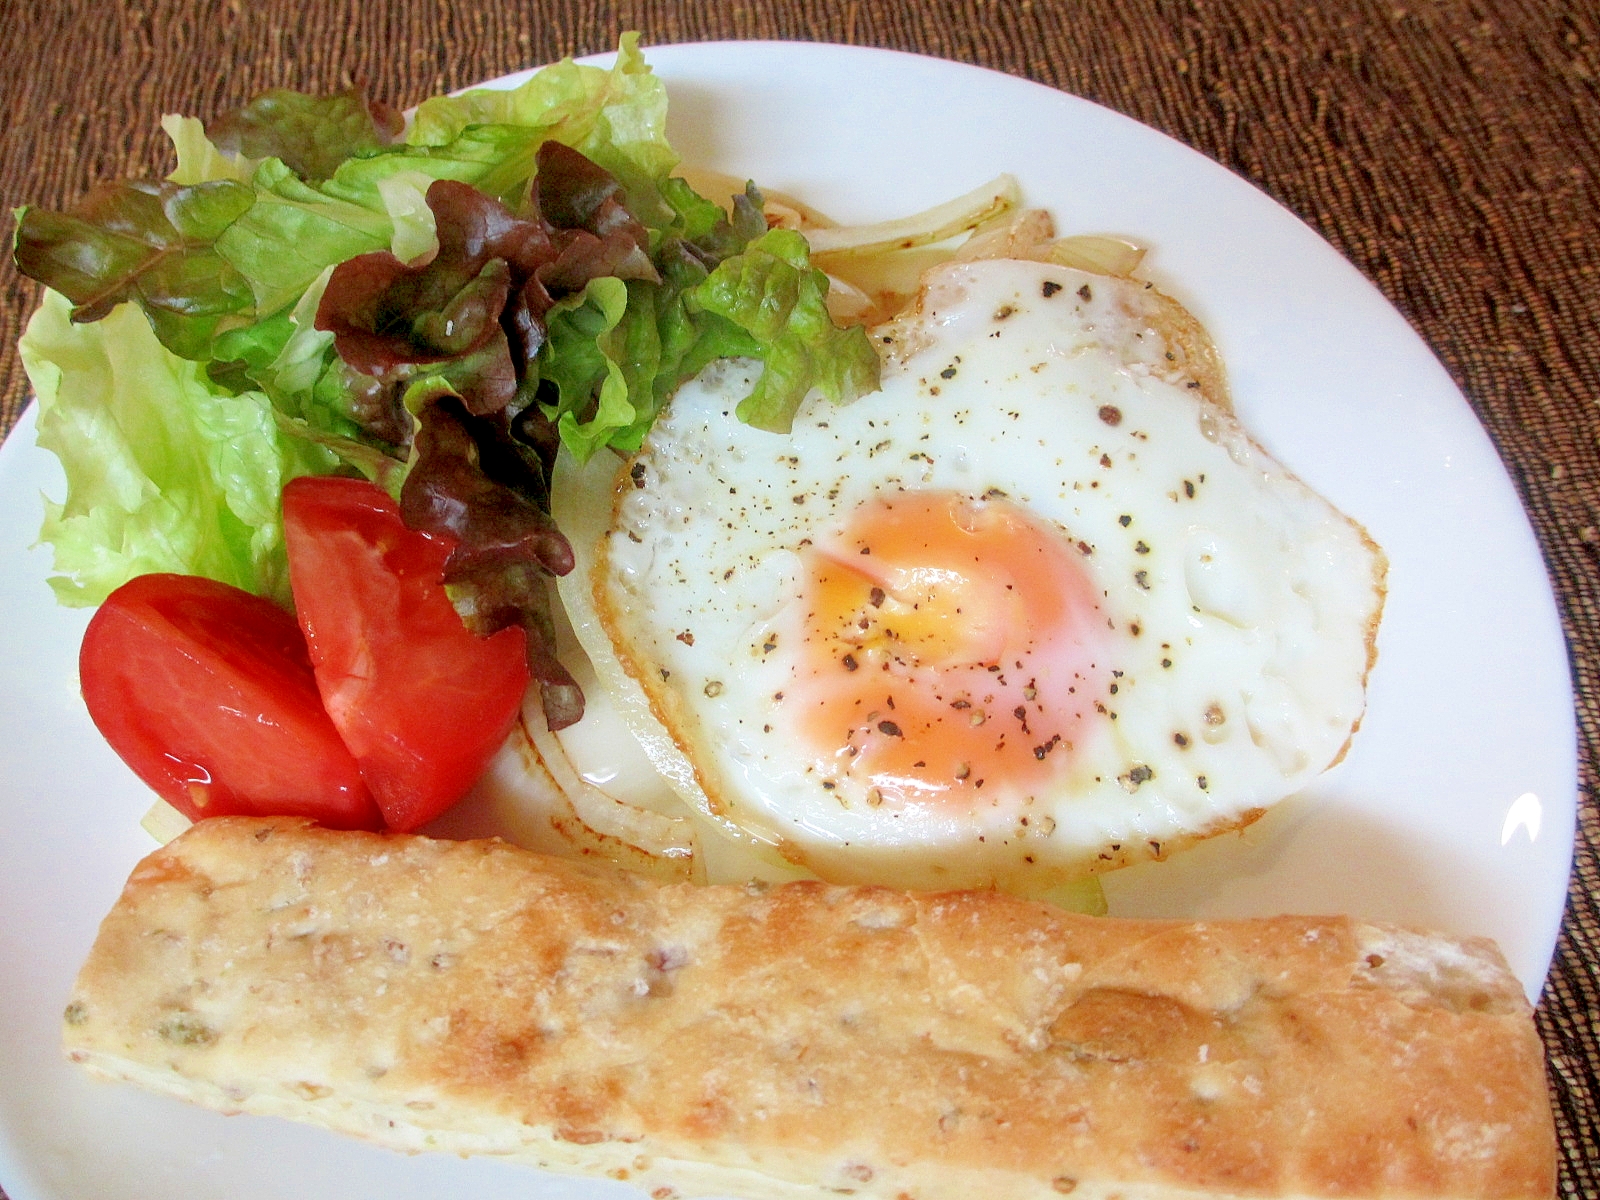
xmin=79 ymin=573 xmax=381 ymax=830
xmin=282 ymin=475 xmax=530 ymax=831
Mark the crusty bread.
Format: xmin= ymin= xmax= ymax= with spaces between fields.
xmin=65 ymin=817 xmax=1554 ymax=1199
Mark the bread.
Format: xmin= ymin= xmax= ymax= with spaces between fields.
xmin=64 ymin=817 xmax=1555 ymax=1199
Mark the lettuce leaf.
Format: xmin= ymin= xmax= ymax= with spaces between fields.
xmin=161 ymin=115 xmax=255 ymax=186
xmin=214 ymin=158 xmax=395 ymax=317
xmin=538 ymin=275 xmax=635 ymax=460
xmin=688 ymin=228 xmax=881 ymax=433
xmin=19 ymin=289 xmax=336 ymax=606
xmin=408 ymin=32 xmax=676 ymax=219
xmin=205 ymin=87 xmax=404 ymax=184
xmin=12 ymin=179 xmax=258 ymax=360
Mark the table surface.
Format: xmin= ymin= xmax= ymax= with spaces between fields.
xmin=1 ymin=0 xmax=1594 ymax=1195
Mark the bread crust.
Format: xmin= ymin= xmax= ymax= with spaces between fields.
xmin=65 ymin=818 xmax=1554 ymax=1199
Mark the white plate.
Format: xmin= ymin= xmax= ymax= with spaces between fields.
xmin=0 ymin=40 xmax=1575 ymax=1200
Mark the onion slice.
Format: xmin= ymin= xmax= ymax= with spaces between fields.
xmin=1042 ymin=234 xmax=1147 ymax=277
xmin=464 ymin=716 xmax=697 ymax=883
xmin=522 ymin=701 xmax=698 ymax=879
xmin=550 ymin=445 xmax=719 ymax=810
xmin=803 ymin=173 xmax=1021 ymax=257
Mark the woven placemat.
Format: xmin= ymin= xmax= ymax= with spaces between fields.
xmin=2 ymin=0 xmax=1594 ymax=1194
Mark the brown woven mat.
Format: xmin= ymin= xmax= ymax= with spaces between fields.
xmin=2 ymin=0 xmax=1594 ymax=1194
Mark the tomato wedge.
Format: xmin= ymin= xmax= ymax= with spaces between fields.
xmin=282 ymin=475 xmax=530 ymax=831
xmin=79 ymin=573 xmax=382 ymax=829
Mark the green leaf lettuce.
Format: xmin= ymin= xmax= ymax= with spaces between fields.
xmin=20 ymin=289 xmax=335 ymax=606
xmin=688 ymin=228 xmax=881 ymax=434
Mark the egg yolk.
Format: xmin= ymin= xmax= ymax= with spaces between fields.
xmin=790 ymin=490 xmax=1106 ymax=809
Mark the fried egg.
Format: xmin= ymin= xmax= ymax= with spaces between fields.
xmin=563 ymin=257 xmax=1385 ymax=893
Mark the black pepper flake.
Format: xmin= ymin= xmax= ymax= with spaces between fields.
xmin=1184 ymin=480 xmax=1196 ymax=498
xmin=841 ymin=653 xmax=859 ymax=671
xmin=1174 ymin=733 xmax=1189 ymax=747
xmin=676 ymin=631 xmax=695 ymax=646
xmin=1134 ymin=541 xmax=1149 ymax=554
xmin=1118 ymin=514 xmax=1132 ymax=527
xmin=869 ymin=587 xmax=886 ymax=607
xmin=822 ymin=781 xmax=836 ymax=790
xmin=878 ymin=720 xmax=903 ymax=737
xmin=1187 ymin=380 xmax=1201 ymax=389
xmin=1197 ymin=775 xmax=1209 ymax=790
xmin=1077 ymin=283 xmax=1093 ymax=301
xmin=940 ymin=366 xmax=957 ymax=380
xmin=1134 ymin=570 xmax=1150 ymax=590
xmin=1042 ymin=280 xmax=1063 ymax=298
xmin=1098 ymin=405 xmax=1122 ymax=426
xmin=630 ymin=462 xmax=647 ymax=488
xmin=995 ymin=304 xmax=1017 ymax=320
